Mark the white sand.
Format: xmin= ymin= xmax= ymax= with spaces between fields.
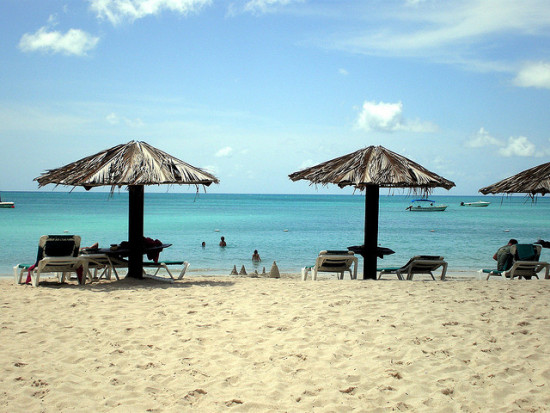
xmin=1 ymin=274 xmax=550 ymax=412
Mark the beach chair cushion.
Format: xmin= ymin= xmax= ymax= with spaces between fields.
xmin=514 ymin=244 xmax=538 ymax=261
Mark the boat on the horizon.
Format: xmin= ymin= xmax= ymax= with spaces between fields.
xmin=460 ymin=201 xmax=490 ymax=207
xmin=0 ymin=193 xmax=14 ymax=208
xmin=406 ymin=199 xmax=447 ymax=212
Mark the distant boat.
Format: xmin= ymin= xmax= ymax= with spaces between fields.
xmin=0 ymin=193 xmax=14 ymax=208
xmin=460 ymin=201 xmax=490 ymax=207
xmin=406 ymin=199 xmax=447 ymax=212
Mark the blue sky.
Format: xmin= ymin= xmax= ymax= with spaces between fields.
xmin=1 ymin=0 xmax=550 ymax=195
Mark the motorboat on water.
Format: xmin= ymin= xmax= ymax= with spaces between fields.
xmin=0 ymin=193 xmax=14 ymax=208
xmin=460 ymin=201 xmax=490 ymax=207
xmin=406 ymin=199 xmax=447 ymax=212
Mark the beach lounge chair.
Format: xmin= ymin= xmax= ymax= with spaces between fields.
xmin=80 ymin=253 xmax=128 ymax=281
xmin=301 ymin=250 xmax=358 ymax=281
xmin=377 ymin=255 xmax=448 ymax=280
xmin=14 ymin=235 xmax=86 ymax=287
xmin=143 ymin=260 xmax=190 ymax=283
xmin=483 ymin=244 xmax=550 ymax=280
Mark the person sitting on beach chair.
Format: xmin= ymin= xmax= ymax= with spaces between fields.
xmin=493 ymin=238 xmax=517 ymax=271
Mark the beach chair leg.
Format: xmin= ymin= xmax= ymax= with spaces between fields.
xmin=31 ymin=270 xmax=40 ymax=288
xmin=312 ymin=269 xmax=318 ymax=281
xmin=176 ymin=262 xmax=190 ymax=280
xmin=301 ymin=267 xmax=309 ymax=281
xmin=148 ymin=266 xmax=162 ymax=277
xmin=440 ymin=263 xmax=448 ymax=280
xmin=13 ymin=265 xmax=25 ymax=285
xmin=161 ymin=264 xmax=175 ymax=280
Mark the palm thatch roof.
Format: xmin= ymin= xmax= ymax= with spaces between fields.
xmin=35 ymin=140 xmax=219 ymax=190
xmin=289 ymin=145 xmax=455 ymax=191
xmin=479 ymin=162 xmax=550 ymax=196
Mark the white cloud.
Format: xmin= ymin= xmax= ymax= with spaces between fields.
xmin=125 ymin=117 xmax=144 ymax=127
xmin=465 ymin=129 xmax=543 ymax=157
xmin=106 ymin=113 xmax=119 ymax=124
xmin=105 ymin=112 xmax=144 ymax=127
xmin=89 ymin=0 xmax=212 ymax=24
xmin=405 ymin=0 xmax=429 ymax=5
xmin=498 ymin=136 xmax=537 ymax=157
xmin=465 ymin=127 xmax=502 ymax=148
xmin=244 ymin=0 xmax=303 ymax=14
xmin=298 ymin=159 xmax=316 ymax=170
xmin=355 ymin=100 xmax=437 ymax=133
xmin=513 ymin=62 xmax=550 ymax=89
xmin=338 ymin=68 xmax=348 ymax=76
xmin=325 ymin=0 xmax=550 ymax=73
xmin=202 ymin=164 xmax=218 ymax=175
xmin=19 ymin=26 xmax=99 ymax=56
xmin=215 ymin=146 xmax=233 ymax=157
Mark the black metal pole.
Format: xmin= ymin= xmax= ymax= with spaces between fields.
xmin=128 ymin=185 xmax=144 ymax=278
xmin=363 ymin=184 xmax=379 ymax=279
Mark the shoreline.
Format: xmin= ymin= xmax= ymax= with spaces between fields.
xmin=0 ymin=269 xmax=490 ymax=281
xmin=1 ymin=276 xmax=549 ymax=411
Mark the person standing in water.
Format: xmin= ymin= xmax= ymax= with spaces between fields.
xmin=252 ymin=249 xmax=261 ymax=261
xmin=219 ymin=236 xmax=226 ymax=247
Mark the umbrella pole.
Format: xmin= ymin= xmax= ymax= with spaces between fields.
xmin=363 ymin=184 xmax=379 ymax=280
xmin=128 ymin=185 xmax=144 ymax=278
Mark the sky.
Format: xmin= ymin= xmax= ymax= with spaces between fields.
xmin=1 ymin=0 xmax=550 ymax=195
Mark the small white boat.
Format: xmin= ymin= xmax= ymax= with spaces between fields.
xmin=406 ymin=199 xmax=447 ymax=212
xmin=460 ymin=201 xmax=490 ymax=207
xmin=0 ymin=193 xmax=14 ymax=208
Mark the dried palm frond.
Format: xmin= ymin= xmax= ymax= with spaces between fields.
xmin=35 ymin=141 xmax=219 ymax=191
xmin=289 ymin=146 xmax=455 ymax=192
xmin=479 ymin=162 xmax=550 ymax=196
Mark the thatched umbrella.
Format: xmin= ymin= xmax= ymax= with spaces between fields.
xmin=35 ymin=140 xmax=219 ymax=278
xmin=479 ymin=162 xmax=550 ymax=196
xmin=289 ymin=145 xmax=455 ymax=279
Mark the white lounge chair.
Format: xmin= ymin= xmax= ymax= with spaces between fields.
xmin=80 ymin=253 xmax=128 ymax=281
xmin=14 ymin=235 xmax=85 ymax=287
xmin=302 ymin=251 xmax=358 ymax=281
xmin=378 ymin=255 xmax=448 ymax=280
xmin=143 ymin=260 xmax=190 ymax=283
xmin=483 ymin=244 xmax=549 ymax=280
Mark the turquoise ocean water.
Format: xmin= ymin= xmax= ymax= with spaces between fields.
xmin=1 ymin=191 xmax=550 ymax=278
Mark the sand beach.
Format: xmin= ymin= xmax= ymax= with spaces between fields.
xmin=1 ymin=273 xmax=550 ymax=412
